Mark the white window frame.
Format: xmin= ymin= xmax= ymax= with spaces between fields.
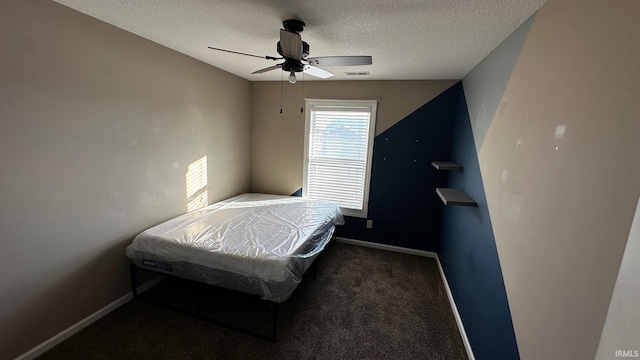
xmin=303 ymin=99 xmax=377 ymax=218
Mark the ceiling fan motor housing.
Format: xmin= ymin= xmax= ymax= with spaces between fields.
xmin=281 ymin=58 xmax=304 ymax=73
xmin=278 ymin=18 xmax=308 ymax=72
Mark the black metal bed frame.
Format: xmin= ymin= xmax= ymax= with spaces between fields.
xmin=130 ymin=261 xmax=318 ymax=343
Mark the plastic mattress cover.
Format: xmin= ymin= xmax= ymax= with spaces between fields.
xmin=126 ymin=193 xmax=344 ymax=302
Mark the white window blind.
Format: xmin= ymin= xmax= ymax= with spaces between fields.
xmin=303 ymin=99 xmax=377 ymax=218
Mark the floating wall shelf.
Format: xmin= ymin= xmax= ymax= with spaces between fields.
xmin=436 ymin=188 xmax=477 ymax=207
xmin=431 ymin=161 xmax=462 ymax=171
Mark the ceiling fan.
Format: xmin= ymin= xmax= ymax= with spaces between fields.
xmin=208 ymin=19 xmax=372 ymax=83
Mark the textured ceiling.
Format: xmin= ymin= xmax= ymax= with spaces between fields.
xmin=52 ymin=0 xmax=546 ymax=81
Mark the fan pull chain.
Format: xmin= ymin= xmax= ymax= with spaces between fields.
xmin=300 ymin=72 xmax=305 ymax=113
xmin=280 ymin=70 xmax=283 ymax=114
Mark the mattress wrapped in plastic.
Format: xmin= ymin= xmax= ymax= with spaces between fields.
xmin=126 ymin=193 xmax=345 ymax=303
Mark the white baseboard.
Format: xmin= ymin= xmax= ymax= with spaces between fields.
xmin=15 ymin=275 xmax=165 ymax=360
xmin=336 ymin=237 xmax=438 ymax=258
xmin=336 ymin=237 xmax=475 ymax=360
xmin=435 ymin=257 xmax=476 ymax=360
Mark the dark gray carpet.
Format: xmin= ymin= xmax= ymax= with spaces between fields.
xmin=38 ymin=243 xmax=468 ymax=359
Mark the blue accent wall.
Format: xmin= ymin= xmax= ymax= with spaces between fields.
xmin=298 ymin=81 xmax=519 ymax=358
xmin=335 ymin=83 xmax=462 ymax=251
xmin=439 ymin=89 xmax=519 ymax=359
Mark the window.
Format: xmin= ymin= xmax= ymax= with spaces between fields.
xmin=303 ymin=99 xmax=377 ymax=218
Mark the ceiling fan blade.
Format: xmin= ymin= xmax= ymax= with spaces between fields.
xmin=251 ymin=64 xmax=283 ymax=74
xmin=306 ymin=56 xmax=372 ymax=67
xmin=279 ymin=30 xmax=302 ymax=60
xmin=208 ymin=46 xmax=280 ymax=61
xmin=303 ymin=65 xmax=334 ymax=79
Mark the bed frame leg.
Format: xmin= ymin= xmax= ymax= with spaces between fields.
xmin=311 ymin=261 xmax=317 ymax=281
xmin=130 ymin=264 xmax=138 ymax=299
xmin=195 ymin=282 xmax=202 ymax=315
xmin=271 ymin=302 xmax=278 ymax=343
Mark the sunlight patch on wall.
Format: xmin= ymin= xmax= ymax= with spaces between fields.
xmin=186 ymin=156 xmax=208 ymax=212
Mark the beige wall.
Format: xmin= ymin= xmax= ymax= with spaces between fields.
xmin=250 ymin=80 xmax=457 ymax=195
xmin=477 ymin=0 xmax=640 ymax=358
xmin=0 ymin=1 xmax=250 ymax=358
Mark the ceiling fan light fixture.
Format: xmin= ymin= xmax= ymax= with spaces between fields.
xmin=288 ymin=70 xmax=297 ymax=84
